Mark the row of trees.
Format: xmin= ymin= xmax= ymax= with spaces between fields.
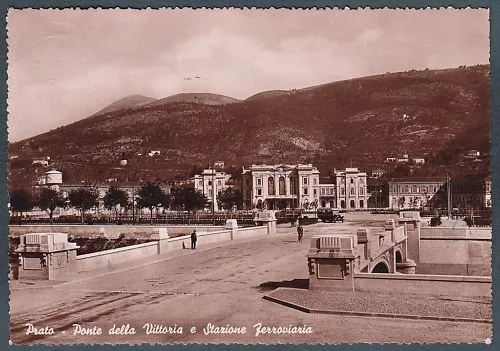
xmin=9 ymin=183 xmax=242 ymax=224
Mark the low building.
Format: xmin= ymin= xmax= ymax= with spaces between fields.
xmin=192 ymin=169 xmax=232 ymax=211
xmin=318 ymin=184 xmax=336 ymax=208
xmin=388 ymin=178 xmax=447 ymax=210
xmin=451 ymin=174 xmax=490 ymax=210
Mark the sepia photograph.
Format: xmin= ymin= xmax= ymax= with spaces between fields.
xmin=6 ymin=7 xmax=492 ymax=345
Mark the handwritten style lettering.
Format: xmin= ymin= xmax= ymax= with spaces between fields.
xmin=72 ymin=324 xmax=102 ymax=336
xmin=203 ymin=322 xmax=247 ymax=335
xmin=108 ymin=324 xmax=136 ymax=335
xmin=252 ymin=322 xmax=313 ymax=336
xmin=25 ymin=323 xmax=55 ymax=336
xmin=142 ymin=323 xmax=183 ymax=335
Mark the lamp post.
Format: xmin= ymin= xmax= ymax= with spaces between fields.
xmin=212 ymin=161 xmax=216 ymax=225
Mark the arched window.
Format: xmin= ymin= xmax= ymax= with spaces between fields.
xmin=360 ymin=200 xmax=364 ymax=208
xmin=268 ymin=177 xmax=275 ymax=195
xmin=341 ymin=200 xmax=346 ymax=208
xmin=279 ymin=176 xmax=286 ymax=195
xmin=321 ymin=200 xmax=326 ymax=207
xmin=350 ymin=200 xmax=355 ymax=208
xmin=329 ymin=200 xmax=334 ymax=208
xmin=350 ymin=179 xmax=354 ymax=184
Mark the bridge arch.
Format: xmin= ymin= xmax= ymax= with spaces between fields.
xmin=395 ymin=249 xmax=403 ymax=263
xmin=371 ymin=257 xmax=390 ymax=273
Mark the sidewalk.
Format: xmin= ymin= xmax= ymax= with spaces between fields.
xmin=53 ymin=232 xmax=282 ymax=288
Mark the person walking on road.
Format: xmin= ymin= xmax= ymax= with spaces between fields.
xmin=297 ymin=224 xmax=304 ymax=242
xmin=190 ymin=229 xmax=198 ymax=249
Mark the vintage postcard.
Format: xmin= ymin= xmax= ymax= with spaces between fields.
xmin=5 ymin=7 xmax=492 ymax=346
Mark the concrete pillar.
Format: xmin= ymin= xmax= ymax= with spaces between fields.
xmin=254 ymin=210 xmax=277 ymax=235
xmin=225 ymin=219 xmax=238 ymax=240
xmin=307 ymin=235 xmax=358 ymax=291
xmin=400 ymin=219 xmax=420 ymax=264
xmin=15 ymin=233 xmax=79 ymax=281
xmin=151 ymin=228 xmax=170 ymax=254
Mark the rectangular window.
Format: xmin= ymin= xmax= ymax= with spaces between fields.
xmin=303 ymin=177 xmax=308 ymax=185
xmin=257 ymin=188 xmax=262 ymax=196
xmin=257 ymin=178 xmax=262 ymax=186
xmin=341 ymin=188 xmax=345 ymax=195
xmin=350 ymin=188 xmax=354 ymax=195
xmin=313 ymin=179 xmax=317 ymax=185
xmin=304 ymin=188 xmax=308 ymax=195
xmin=313 ymin=189 xmax=317 ymax=196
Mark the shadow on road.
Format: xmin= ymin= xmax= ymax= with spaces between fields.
xmin=257 ymin=279 xmax=309 ymax=292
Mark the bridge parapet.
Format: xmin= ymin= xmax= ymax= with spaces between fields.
xmin=308 ymin=224 xmax=416 ymax=291
xmin=15 ymin=233 xmax=79 ymax=280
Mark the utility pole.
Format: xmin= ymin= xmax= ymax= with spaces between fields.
xmin=447 ymin=172 xmax=451 ymax=219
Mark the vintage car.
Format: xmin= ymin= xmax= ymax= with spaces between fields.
xmin=317 ymin=208 xmax=344 ymax=223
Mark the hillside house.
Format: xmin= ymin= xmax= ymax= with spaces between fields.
xmin=32 ymin=158 xmax=50 ymax=166
xmin=460 ymin=150 xmax=481 ymax=160
xmin=413 ymin=157 xmax=425 ymax=165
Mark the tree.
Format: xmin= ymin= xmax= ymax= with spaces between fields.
xmin=9 ymin=189 xmax=34 ymax=224
xmin=38 ymin=188 xmax=65 ymax=224
xmin=103 ymin=186 xmax=129 ymax=219
xmin=217 ymin=188 xmax=243 ymax=211
xmin=136 ymin=182 xmax=169 ymax=224
xmin=398 ymin=196 xmax=406 ymax=209
xmin=68 ymin=188 xmax=99 ymax=224
xmin=171 ymin=188 xmax=208 ymax=215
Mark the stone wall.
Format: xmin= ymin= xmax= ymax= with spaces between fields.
xmin=406 ymin=225 xmax=491 ymax=276
xmin=72 ymin=224 xmax=271 ymax=272
xmin=354 ymin=273 xmax=491 ymax=297
xmin=77 ymin=242 xmax=159 ymax=272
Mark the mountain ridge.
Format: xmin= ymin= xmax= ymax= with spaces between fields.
xmin=9 ymin=64 xmax=490 ymax=187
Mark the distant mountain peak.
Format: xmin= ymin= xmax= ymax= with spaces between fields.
xmin=146 ymin=93 xmax=240 ymax=107
xmin=94 ymin=94 xmax=158 ymax=116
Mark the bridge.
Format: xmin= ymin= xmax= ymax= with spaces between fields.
xmin=8 ymin=212 xmax=491 ymax=344
xmin=306 ymin=218 xmax=416 ymax=291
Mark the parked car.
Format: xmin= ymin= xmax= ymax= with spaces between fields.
xmin=317 ymin=208 xmax=344 ymax=223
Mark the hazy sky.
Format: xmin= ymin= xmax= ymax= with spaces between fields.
xmin=7 ymin=8 xmax=489 ymax=142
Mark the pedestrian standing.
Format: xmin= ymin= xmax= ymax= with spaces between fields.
xmin=190 ymin=229 xmax=198 ymax=249
xmin=297 ymin=224 xmax=304 ymax=242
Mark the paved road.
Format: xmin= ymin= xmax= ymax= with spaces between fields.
xmin=10 ymin=222 xmax=491 ymax=344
